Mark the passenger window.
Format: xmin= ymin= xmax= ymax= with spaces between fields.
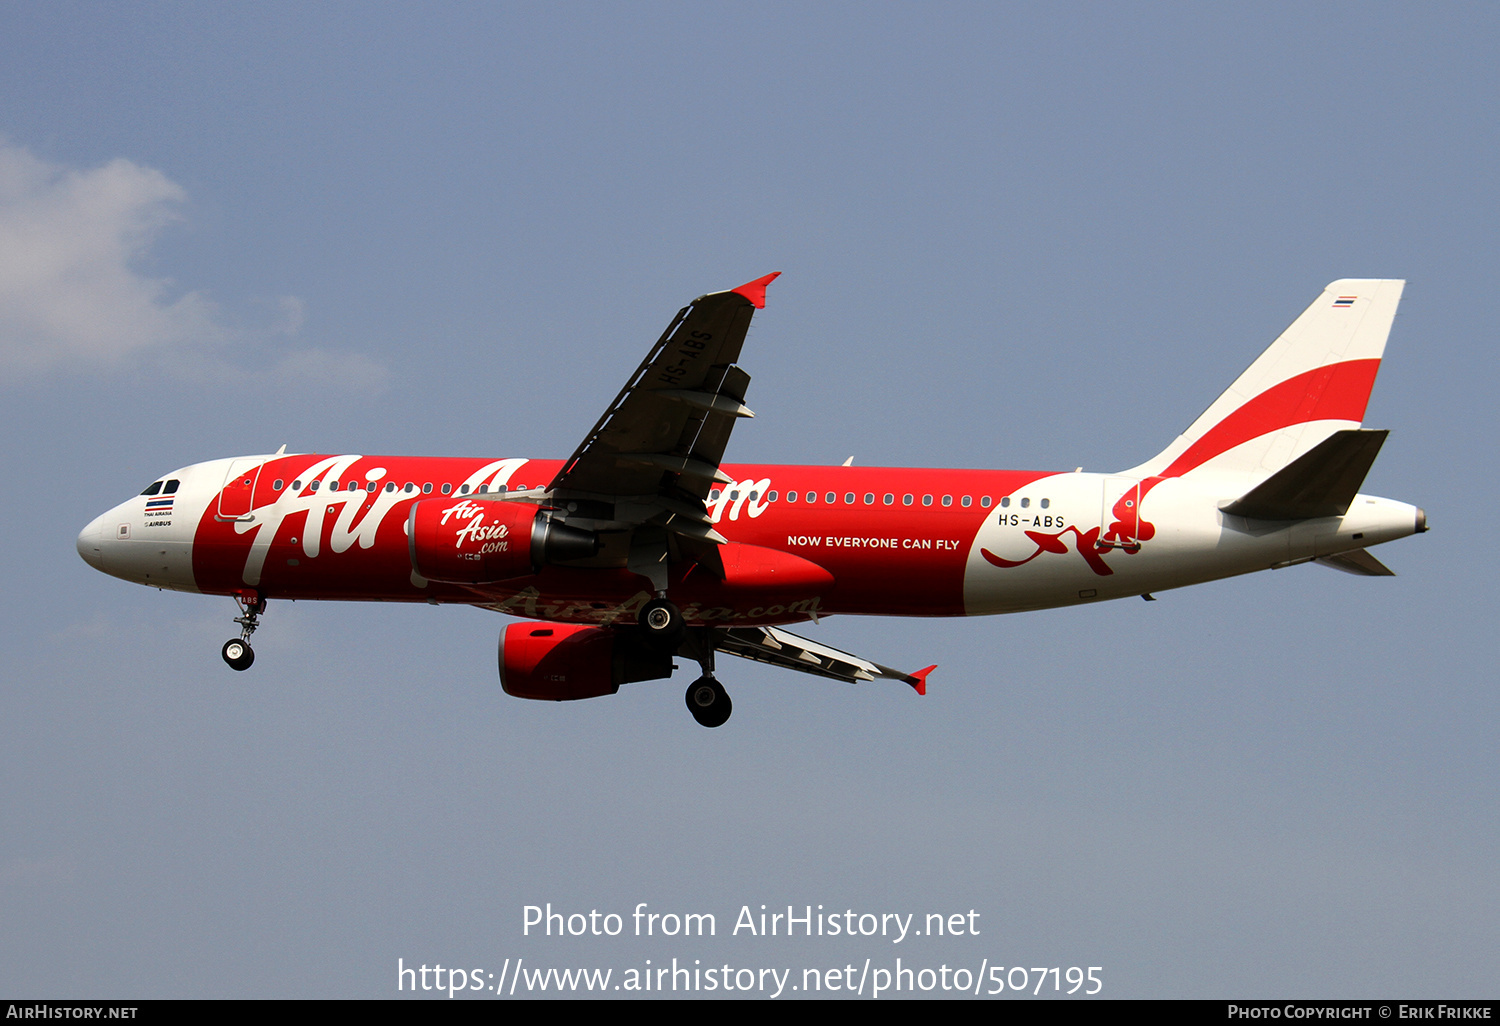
xmin=460 ymin=484 xmax=470 ymax=495
xmin=404 ymin=482 xmax=415 ymax=493
xmin=961 ymin=496 xmax=972 ymax=507
xmin=423 ymin=483 xmax=433 ymax=494
xmin=767 ymin=491 xmax=778 ymax=502
xmin=922 ymin=495 xmax=932 ymax=506
xmin=310 ymin=480 xmax=320 ymax=492
xmin=1040 ymin=498 xmax=1050 ymax=509
xmin=292 ymin=480 xmax=302 ymax=490
xmin=864 ymin=493 xmax=875 ymax=505
xmin=476 ymin=484 xmax=486 ymax=494
xmin=366 ymin=482 xmax=377 ymax=493
xmin=441 ymin=483 xmax=452 ymax=495
xmin=748 ymin=490 xmax=759 ymax=501
xmin=1020 ymin=497 xmax=1030 ymax=508
xmin=844 ymin=492 xmax=855 ymax=504
xmin=902 ymin=494 xmax=913 ymax=506
xmin=140 ymin=481 xmax=163 ymax=496
xmin=786 ymin=491 xmax=797 ymax=502
xmin=826 ymin=492 xmax=836 ymax=504
xmin=274 ymin=479 xmax=284 ymax=491
xmin=981 ymin=496 xmax=993 ymax=508
xmin=942 ymin=495 xmax=952 ymax=507
xmin=884 ymin=493 xmax=894 ymax=505
xmin=1000 ymin=496 xmax=1010 ymax=508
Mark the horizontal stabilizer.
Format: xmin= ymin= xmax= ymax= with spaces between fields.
xmin=1315 ymin=549 xmax=1396 ymax=576
xmin=1220 ymin=429 xmax=1387 ymax=520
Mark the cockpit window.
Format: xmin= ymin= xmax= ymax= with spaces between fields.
xmin=163 ymin=479 xmax=180 ymax=494
xmin=140 ymin=481 xmax=163 ymax=496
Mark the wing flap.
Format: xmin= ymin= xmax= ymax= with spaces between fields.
xmin=715 ymin=625 xmax=932 ymax=693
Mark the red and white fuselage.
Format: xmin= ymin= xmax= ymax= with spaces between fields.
xmin=77 ymin=453 xmax=1423 ymax=622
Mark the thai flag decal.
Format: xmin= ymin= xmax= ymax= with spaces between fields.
xmin=145 ymin=495 xmax=174 ymax=514
xmin=1333 ymin=296 xmax=1357 ymax=307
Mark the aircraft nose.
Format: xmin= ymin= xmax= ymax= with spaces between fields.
xmin=77 ymin=514 xmax=105 ymax=570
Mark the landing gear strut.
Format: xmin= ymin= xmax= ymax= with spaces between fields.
xmin=685 ymin=676 xmax=732 ymax=728
xmin=641 ymin=610 xmax=732 ymax=727
xmin=222 ymin=592 xmax=265 ymax=671
xmin=677 ymin=628 xmax=730 ymax=727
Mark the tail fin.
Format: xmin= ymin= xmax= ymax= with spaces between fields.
xmin=1126 ymin=279 xmax=1405 ymax=483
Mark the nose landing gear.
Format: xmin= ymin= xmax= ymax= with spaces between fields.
xmin=221 ymin=638 xmax=254 ymax=671
xmin=221 ymin=591 xmax=265 ymax=671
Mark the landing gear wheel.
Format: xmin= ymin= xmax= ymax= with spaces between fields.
xmin=685 ymin=676 xmax=732 ymax=728
xmin=224 ymin=591 xmax=265 ymax=670
xmin=221 ymin=638 xmax=255 ymax=671
xmin=639 ymin=598 xmax=684 ymax=651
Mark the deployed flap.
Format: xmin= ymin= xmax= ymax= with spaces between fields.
xmin=714 ymin=625 xmax=933 ymax=694
xmin=548 ymin=274 xmax=779 ymax=549
xmin=1220 ymin=429 xmax=1387 ymax=520
xmin=1315 ymin=549 xmax=1396 ymax=576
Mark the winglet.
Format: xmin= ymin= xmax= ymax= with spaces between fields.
xmin=908 ymin=664 xmax=936 ymax=696
xmin=731 ymin=271 xmax=781 ymax=309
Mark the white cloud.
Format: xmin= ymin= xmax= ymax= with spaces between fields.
xmin=0 ymin=138 xmax=387 ymax=393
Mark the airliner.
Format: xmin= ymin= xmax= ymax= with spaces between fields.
xmin=77 ymin=273 xmax=1426 ymax=726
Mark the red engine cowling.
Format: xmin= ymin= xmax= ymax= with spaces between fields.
xmin=498 ymin=622 xmax=673 ymax=701
xmin=408 ymin=497 xmax=597 ymax=584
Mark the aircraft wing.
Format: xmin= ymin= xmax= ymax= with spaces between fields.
xmin=714 ymin=625 xmax=935 ymax=694
xmin=546 ymin=273 xmax=779 ymax=580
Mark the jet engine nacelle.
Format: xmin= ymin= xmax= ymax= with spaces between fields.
xmin=498 ymin=622 xmax=673 ymax=701
xmin=408 ymin=497 xmax=597 ymax=584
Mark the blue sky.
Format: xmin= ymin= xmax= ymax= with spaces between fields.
xmin=2 ymin=2 xmax=1496 ymax=998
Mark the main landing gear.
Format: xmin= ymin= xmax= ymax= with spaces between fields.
xmin=645 ymin=604 xmax=732 ymax=728
xmin=685 ymin=675 xmax=732 ymax=729
xmin=222 ymin=592 xmax=265 ymax=671
xmin=638 ymin=597 xmax=684 ymax=651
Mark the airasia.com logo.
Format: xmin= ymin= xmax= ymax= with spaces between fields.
xmin=440 ymin=500 xmax=512 ymax=552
